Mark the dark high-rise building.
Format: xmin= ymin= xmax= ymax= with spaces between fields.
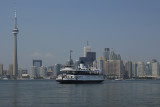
xmin=0 ymin=64 xmax=3 ymax=76
xmin=9 ymin=64 xmax=13 ymax=78
xmin=79 ymin=52 xmax=96 ymax=67
xmin=79 ymin=44 xmax=96 ymax=67
xmin=33 ymin=60 xmax=42 ymax=68
xmin=125 ymin=61 xmax=133 ymax=78
xmin=132 ymin=63 xmax=137 ymax=77
xmin=86 ymin=52 xmax=96 ymax=62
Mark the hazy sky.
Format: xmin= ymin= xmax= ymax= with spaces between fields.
xmin=0 ymin=0 xmax=160 ymax=69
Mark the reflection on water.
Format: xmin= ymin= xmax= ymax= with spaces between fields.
xmin=0 ymin=80 xmax=160 ymax=107
xmin=12 ymin=81 xmax=18 ymax=107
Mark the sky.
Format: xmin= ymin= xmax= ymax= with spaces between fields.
xmin=0 ymin=0 xmax=160 ymax=69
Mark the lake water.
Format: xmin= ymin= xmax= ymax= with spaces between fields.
xmin=0 ymin=80 xmax=160 ymax=107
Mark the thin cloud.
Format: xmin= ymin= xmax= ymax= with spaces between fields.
xmin=45 ymin=53 xmax=54 ymax=57
xmin=30 ymin=52 xmax=42 ymax=57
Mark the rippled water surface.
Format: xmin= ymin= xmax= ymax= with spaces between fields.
xmin=0 ymin=80 xmax=160 ymax=107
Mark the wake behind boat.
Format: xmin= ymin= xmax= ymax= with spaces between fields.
xmin=56 ymin=63 xmax=104 ymax=84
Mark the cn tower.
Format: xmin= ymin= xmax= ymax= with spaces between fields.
xmin=12 ymin=9 xmax=19 ymax=78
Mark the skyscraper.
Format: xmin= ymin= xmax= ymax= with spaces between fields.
xmin=12 ymin=9 xmax=19 ymax=78
xmin=144 ymin=62 xmax=152 ymax=76
xmin=54 ymin=64 xmax=61 ymax=76
xmin=125 ymin=61 xmax=132 ymax=78
xmin=80 ymin=42 xmax=96 ymax=67
xmin=9 ymin=64 xmax=13 ymax=78
xmin=39 ymin=66 xmax=47 ymax=79
xmin=29 ymin=66 xmax=37 ymax=79
xmin=105 ymin=60 xmax=124 ymax=79
xmin=152 ymin=59 xmax=159 ymax=77
xmin=132 ymin=63 xmax=137 ymax=77
xmin=97 ymin=59 xmax=104 ymax=74
xmin=84 ymin=41 xmax=91 ymax=57
xmin=33 ymin=60 xmax=42 ymax=68
xmin=0 ymin=64 xmax=3 ymax=76
xmin=137 ymin=61 xmax=144 ymax=77
xmin=108 ymin=49 xmax=121 ymax=60
xmin=32 ymin=60 xmax=42 ymax=78
xmin=79 ymin=51 xmax=96 ymax=67
xmin=103 ymin=48 xmax=110 ymax=60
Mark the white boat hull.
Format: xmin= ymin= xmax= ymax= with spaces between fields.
xmin=56 ymin=75 xmax=104 ymax=84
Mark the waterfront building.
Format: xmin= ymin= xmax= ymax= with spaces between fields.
xmin=98 ymin=57 xmax=106 ymax=75
xmin=54 ymin=64 xmax=61 ymax=76
xmin=47 ymin=66 xmax=54 ymax=77
xmin=39 ymin=66 xmax=47 ymax=79
xmin=105 ymin=60 xmax=124 ymax=79
xmin=97 ymin=59 xmax=104 ymax=74
xmin=29 ymin=66 xmax=37 ymax=78
xmin=3 ymin=70 xmax=8 ymax=76
xmin=125 ymin=61 xmax=132 ymax=78
xmin=0 ymin=64 xmax=3 ymax=76
xmin=12 ymin=9 xmax=19 ymax=78
xmin=144 ymin=62 xmax=152 ymax=76
xmin=132 ymin=63 xmax=137 ymax=77
xmin=93 ymin=59 xmax=104 ymax=72
xmin=22 ymin=74 xmax=30 ymax=79
xmin=137 ymin=62 xmax=144 ymax=77
xmin=9 ymin=64 xmax=13 ymax=78
xmin=18 ymin=68 xmax=22 ymax=79
xmin=152 ymin=59 xmax=159 ymax=77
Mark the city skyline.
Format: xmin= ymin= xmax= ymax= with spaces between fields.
xmin=0 ymin=0 xmax=160 ymax=69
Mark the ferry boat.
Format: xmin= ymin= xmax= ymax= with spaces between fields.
xmin=56 ymin=63 xmax=104 ymax=84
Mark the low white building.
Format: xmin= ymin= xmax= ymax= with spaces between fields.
xmin=39 ymin=66 xmax=47 ymax=79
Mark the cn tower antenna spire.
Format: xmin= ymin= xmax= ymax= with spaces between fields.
xmin=14 ymin=8 xmax=17 ymax=29
xmin=13 ymin=8 xmax=18 ymax=34
xmin=12 ymin=8 xmax=19 ymax=79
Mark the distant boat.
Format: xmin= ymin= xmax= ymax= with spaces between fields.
xmin=56 ymin=63 xmax=104 ymax=84
xmin=115 ymin=78 xmax=123 ymax=81
xmin=2 ymin=78 xmax=9 ymax=80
